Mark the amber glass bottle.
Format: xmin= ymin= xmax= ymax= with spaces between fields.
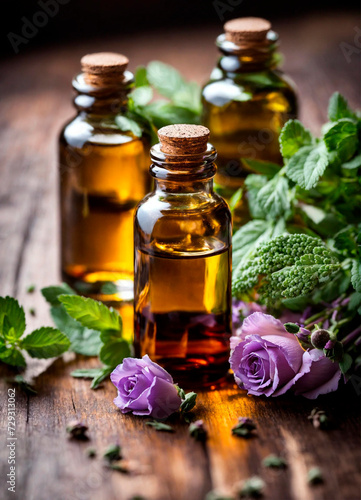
xmin=134 ymin=124 xmax=232 ymax=387
xmin=202 ymin=17 xmax=297 ymax=225
xmin=59 ymin=53 xmax=151 ymax=312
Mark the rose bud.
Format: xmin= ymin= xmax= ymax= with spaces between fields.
xmin=311 ymin=329 xmax=331 ymax=349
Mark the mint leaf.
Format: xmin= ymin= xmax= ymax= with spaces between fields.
xmin=245 ymin=174 xmax=268 ymax=218
xmin=351 ymin=259 xmax=361 ymax=293
xmin=147 ymin=61 xmax=184 ymax=100
xmin=131 ymin=86 xmax=153 ymax=106
xmin=146 ymin=61 xmax=201 ymax=113
xmin=173 ymin=81 xmax=201 ymax=113
xmin=0 ymin=296 xmax=26 ymax=339
xmin=71 ymin=368 xmax=104 ymax=379
xmin=280 ymin=119 xmax=313 ymax=158
xmin=342 ymin=153 xmax=361 ymax=170
xmin=340 ymin=353 xmax=353 ymax=374
xmin=256 ymin=175 xmax=290 ymax=218
xmin=233 ymin=90 xmax=253 ymax=102
xmin=41 ymin=283 xmax=76 ymax=306
xmin=0 ymin=347 xmax=26 ymax=367
xmin=286 ymin=144 xmax=329 ymax=189
xmin=59 ymin=295 xmax=122 ymax=332
xmin=100 ymin=282 xmax=118 ymax=295
xmin=328 ymin=92 xmax=357 ymax=122
xmin=51 ymin=305 xmax=102 ymax=356
xmin=91 ymin=366 xmax=113 ymax=389
xmin=180 ymin=392 xmax=197 ymax=413
xmin=134 ymin=66 xmax=148 ymax=86
xmin=232 ymin=219 xmax=275 ymax=268
xmin=21 ymin=327 xmax=70 ymax=358
xmin=115 ymin=116 xmax=142 ymax=137
xmin=99 ymin=330 xmax=131 ymax=367
xmin=228 ymin=187 xmax=243 ymax=214
xmin=242 ymin=158 xmax=281 ymax=177
xmin=143 ymin=102 xmax=199 ymax=129
xmin=348 ymin=292 xmax=361 ymax=310
xmin=324 ymin=119 xmax=358 ymax=162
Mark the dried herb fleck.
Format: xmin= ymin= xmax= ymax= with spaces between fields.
xmin=103 ymin=443 xmax=122 ymax=461
xmin=308 ymin=408 xmax=331 ymax=430
xmin=238 ymin=476 xmax=265 ymax=498
xmin=189 ymin=420 xmax=208 ymax=441
xmin=307 ymin=467 xmax=324 ymax=485
xmin=66 ymin=420 xmax=89 ymax=440
xmin=205 ymin=490 xmax=233 ymax=500
xmin=85 ymin=447 xmax=97 ymax=458
xmin=232 ymin=417 xmax=256 ymax=438
xmin=146 ymin=420 xmax=174 ymax=432
xmin=262 ymin=454 xmax=287 ymax=469
xmin=180 ymin=391 xmax=197 ymax=413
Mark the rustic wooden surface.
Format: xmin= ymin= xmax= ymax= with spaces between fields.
xmin=0 ymin=12 xmax=360 ymax=500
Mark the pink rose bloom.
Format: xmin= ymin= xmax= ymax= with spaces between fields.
xmin=230 ymin=312 xmax=341 ymax=399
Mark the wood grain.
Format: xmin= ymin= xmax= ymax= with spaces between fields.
xmin=0 ymin=12 xmax=360 ymax=500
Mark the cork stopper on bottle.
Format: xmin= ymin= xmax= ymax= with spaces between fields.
xmin=224 ymin=17 xmax=271 ymax=45
xmin=80 ymin=52 xmax=129 ymax=86
xmin=158 ymin=124 xmax=210 ymax=155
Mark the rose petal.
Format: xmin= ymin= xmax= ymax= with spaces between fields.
xmin=146 ymin=377 xmax=182 ymax=419
xmin=293 ymin=350 xmax=341 ymax=399
xmin=241 ymin=313 xmax=288 ymax=339
xmin=142 ymin=354 xmax=174 ymax=384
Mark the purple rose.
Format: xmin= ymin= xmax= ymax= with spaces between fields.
xmin=230 ymin=313 xmax=312 ymax=397
xmin=293 ymin=349 xmax=341 ymax=399
xmin=110 ymin=355 xmax=182 ymax=419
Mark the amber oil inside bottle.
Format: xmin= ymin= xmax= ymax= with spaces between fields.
xmin=59 ymin=53 xmax=151 ymax=308
xmin=134 ymin=125 xmax=232 ymax=387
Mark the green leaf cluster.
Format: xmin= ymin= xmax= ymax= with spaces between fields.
xmin=117 ymin=62 xmax=201 ymax=144
xmin=233 ymin=92 xmax=361 ymax=312
xmin=0 ymin=296 xmax=70 ymax=367
xmin=42 ymin=285 xmax=131 ymax=389
xmin=232 ymin=234 xmax=340 ymax=303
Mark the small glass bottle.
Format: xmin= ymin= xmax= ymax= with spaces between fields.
xmin=59 ymin=52 xmax=151 ymax=310
xmin=134 ymin=124 xmax=232 ymax=387
xmin=202 ymin=17 xmax=297 ymax=224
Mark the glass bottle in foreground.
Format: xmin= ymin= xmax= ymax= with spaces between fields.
xmin=134 ymin=124 xmax=232 ymax=387
xmin=59 ymin=52 xmax=151 ymax=313
xmin=202 ymin=17 xmax=297 ymax=225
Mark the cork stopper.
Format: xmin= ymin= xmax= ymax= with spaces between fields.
xmin=80 ymin=52 xmax=129 ymax=86
xmin=224 ymin=17 xmax=271 ymax=45
xmin=158 ymin=125 xmax=210 ymax=155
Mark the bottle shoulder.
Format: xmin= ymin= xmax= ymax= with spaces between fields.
xmin=202 ymin=66 xmax=297 ymax=107
xmin=135 ymin=191 xmax=231 ymax=246
xmin=59 ymin=113 xmax=147 ymax=150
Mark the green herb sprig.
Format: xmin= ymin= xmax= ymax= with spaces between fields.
xmin=116 ymin=62 xmax=201 ymax=144
xmin=0 ymin=296 xmax=70 ymax=367
xmin=41 ymin=284 xmax=132 ymax=389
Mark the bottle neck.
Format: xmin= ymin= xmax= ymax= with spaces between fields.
xmin=150 ymin=143 xmax=217 ymax=194
xmin=72 ymin=70 xmax=134 ymax=115
xmin=216 ymin=31 xmax=279 ymax=73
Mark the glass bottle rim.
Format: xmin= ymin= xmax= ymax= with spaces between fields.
xmin=216 ymin=31 xmax=279 ymax=57
xmin=150 ymin=142 xmax=217 ymax=180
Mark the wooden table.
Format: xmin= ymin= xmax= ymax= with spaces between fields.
xmin=0 ymin=12 xmax=360 ymax=500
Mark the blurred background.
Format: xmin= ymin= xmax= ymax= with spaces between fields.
xmin=1 ymin=0 xmax=359 ymax=58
